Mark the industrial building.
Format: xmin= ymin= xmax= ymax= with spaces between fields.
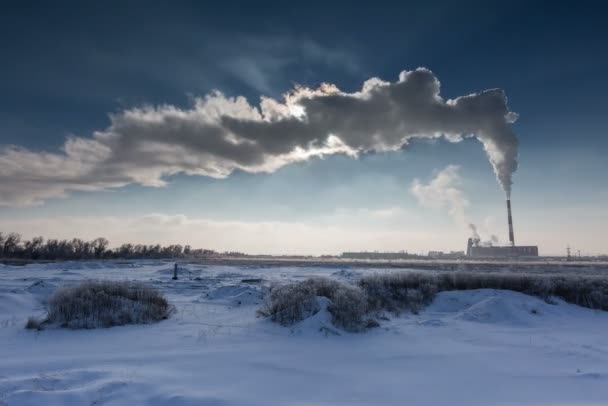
xmin=467 ymin=199 xmax=539 ymax=258
xmin=428 ymin=250 xmax=466 ymax=259
xmin=466 ymin=241 xmax=538 ymax=257
xmin=341 ymin=251 xmax=416 ymax=260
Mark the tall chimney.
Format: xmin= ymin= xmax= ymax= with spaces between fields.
xmin=507 ymin=199 xmax=515 ymax=246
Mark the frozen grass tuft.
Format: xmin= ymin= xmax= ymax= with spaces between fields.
xmin=257 ymin=277 xmax=369 ymax=331
xmin=260 ymin=271 xmax=608 ymax=333
xmin=360 ymin=273 xmax=438 ymax=315
xmin=44 ymin=280 xmax=171 ymax=329
xmin=359 ymin=271 xmax=608 ymax=312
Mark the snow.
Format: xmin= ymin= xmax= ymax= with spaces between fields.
xmin=425 ymin=289 xmax=553 ymax=326
xmin=1 ymin=260 xmax=608 ymax=405
xmin=204 ymin=285 xmax=264 ymax=307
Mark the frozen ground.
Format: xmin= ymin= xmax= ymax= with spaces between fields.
xmin=1 ymin=260 xmax=608 ymax=405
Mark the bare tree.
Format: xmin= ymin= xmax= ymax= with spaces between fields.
xmin=118 ymin=243 xmax=134 ymax=258
xmin=92 ymin=237 xmax=109 ymax=258
xmin=72 ymin=238 xmax=86 ymax=259
xmin=1 ymin=231 xmax=216 ymax=260
xmin=3 ymin=233 xmax=22 ymax=257
xmin=24 ymin=236 xmax=44 ymax=259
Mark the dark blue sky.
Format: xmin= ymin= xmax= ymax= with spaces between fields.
xmin=0 ymin=0 xmax=606 ymax=254
xmin=2 ymin=0 xmax=606 ymax=150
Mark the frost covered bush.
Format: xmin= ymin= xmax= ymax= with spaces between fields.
xmin=258 ymin=279 xmax=323 ymax=326
xmin=360 ymin=272 xmax=438 ymax=314
xmin=435 ymin=272 xmax=608 ymax=309
xmin=359 ymin=271 xmax=608 ymax=312
xmin=327 ymin=282 xmax=369 ymax=331
xmin=46 ymin=280 xmax=171 ymax=329
xmin=259 ymin=272 xmax=608 ymax=333
xmin=258 ymin=277 xmax=369 ymax=331
xmin=546 ymin=275 xmax=608 ymax=310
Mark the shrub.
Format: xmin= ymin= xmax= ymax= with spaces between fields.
xmin=258 ymin=277 xmax=369 ymax=331
xmin=258 ymin=280 xmax=322 ymax=326
xmin=46 ymin=280 xmax=171 ymax=329
xmin=359 ymin=272 xmax=438 ymax=314
xmin=327 ymin=282 xmax=369 ymax=331
xmin=359 ymin=271 xmax=608 ymax=312
xmin=260 ymin=271 xmax=608 ymax=333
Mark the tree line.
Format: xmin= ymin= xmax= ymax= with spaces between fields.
xmin=0 ymin=232 xmax=219 ymax=260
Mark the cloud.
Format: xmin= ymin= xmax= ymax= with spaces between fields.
xmin=410 ymin=165 xmax=470 ymax=224
xmin=0 ymin=68 xmax=518 ymax=207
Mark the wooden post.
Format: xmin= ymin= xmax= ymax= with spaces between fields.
xmin=173 ymin=263 xmax=178 ymax=280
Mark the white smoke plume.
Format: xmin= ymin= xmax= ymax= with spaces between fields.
xmin=469 ymin=223 xmax=481 ymax=240
xmin=410 ymin=165 xmax=470 ymax=225
xmin=0 ymin=68 xmax=518 ymax=207
xmin=412 ymin=166 xmax=499 ymax=245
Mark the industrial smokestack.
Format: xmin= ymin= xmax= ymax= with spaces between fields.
xmin=507 ymin=199 xmax=515 ymax=246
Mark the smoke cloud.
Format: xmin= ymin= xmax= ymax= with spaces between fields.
xmin=412 ymin=166 xmax=500 ymax=246
xmin=410 ymin=165 xmax=470 ymax=225
xmin=469 ymin=223 xmax=481 ymax=240
xmin=0 ymin=68 xmax=518 ymax=206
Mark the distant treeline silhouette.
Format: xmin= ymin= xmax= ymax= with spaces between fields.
xmin=0 ymin=231 xmax=224 ymax=260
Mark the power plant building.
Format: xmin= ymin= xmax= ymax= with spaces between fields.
xmin=467 ymin=240 xmax=538 ymax=257
xmin=466 ymin=199 xmax=539 ymax=258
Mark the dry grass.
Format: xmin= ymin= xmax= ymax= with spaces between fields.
xmin=359 ymin=271 xmax=608 ymax=313
xmin=257 ymin=277 xmax=369 ymax=331
xmin=45 ymin=280 xmax=171 ymax=329
xmin=260 ymin=271 xmax=608 ymax=333
xmin=359 ymin=272 xmax=438 ymax=314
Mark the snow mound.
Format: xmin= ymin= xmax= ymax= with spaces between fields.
xmin=205 ymin=285 xmax=263 ymax=306
xmin=292 ymin=296 xmax=340 ymax=335
xmin=427 ymin=289 xmax=549 ymax=326
xmin=457 ymin=296 xmax=530 ymax=325
xmin=26 ymin=280 xmax=58 ymax=303
xmin=0 ymin=292 xmax=37 ymax=316
xmin=418 ymin=319 xmax=445 ymax=327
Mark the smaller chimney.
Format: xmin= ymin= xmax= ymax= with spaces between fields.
xmin=507 ymin=199 xmax=515 ymax=246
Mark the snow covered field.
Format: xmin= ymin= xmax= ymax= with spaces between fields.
xmin=1 ymin=260 xmax=608 ymax=405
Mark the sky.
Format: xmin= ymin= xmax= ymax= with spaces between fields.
xmin=0 ymin=0 xmax=607 ymax=256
